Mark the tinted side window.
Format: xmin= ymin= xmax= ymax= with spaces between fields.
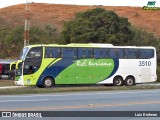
xmin=87 ymin=48 xmax=94 ymax=58
xmin=61 ymin=48 xmax=77 ymax=58
xmin=26 ymin=47 xmax=42 ymax=59
xmin=45 ymin=47 xmax=60 ymax=58
xmin=124 ymin=49 xmax=138 ymax=59
xmin=78 ymin=48 xmax=93 ymax=58
xmin=109 ymin=48 xmax=123 ymax=58
xmin=139 ymin=49 xmax=154 ymax=59
xmin=94 ymin=48 xmax=109 ymax=58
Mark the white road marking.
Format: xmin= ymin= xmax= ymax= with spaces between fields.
xmin=0 ymin=99 xmax=48 ymax=103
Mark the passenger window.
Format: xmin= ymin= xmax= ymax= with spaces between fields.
xmin=78 ymin=48 xmax=84 ymax=58
xmin=45 ymin=47 xmax=60 ymax=58
xmin=124 ymin=49 xmax=138 ymax=59
xmin=94 ymin=48 xmax=109 ymax=58
xmin=139 ymin=49 xmax=154 ymax=59
xmin=109 ymin=48 xmax=123 ymax=58
xmin=87 ymin=48 xmax=94 ymax=58
xmin=61 ymin=48 xmax=77 ymax=58
xmin=78 ymin=48 xmax=93 ymax=58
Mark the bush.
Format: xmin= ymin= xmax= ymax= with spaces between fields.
xmin=61 ymin=8 xmax=133 ymax=45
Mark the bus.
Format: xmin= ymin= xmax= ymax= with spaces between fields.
xmin=15 ymin=43 xmax=157 ymax=88
xmin=10 ymin=60 xmax=22 ymax=79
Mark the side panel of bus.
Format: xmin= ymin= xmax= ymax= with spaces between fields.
xmin=54 ymin=59 xmax=116 ymax=84
xmin=35 ymin=58 xmax=118 ymax=85
xmin=21 ymin=46 xmax=157 ymax=86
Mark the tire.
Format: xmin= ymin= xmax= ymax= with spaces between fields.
xmin=113 ymin=77 xmax=124 ymax=86
xmin=43 ymin=77 xmax=54 ymax=88
xmin=125 ymin=77 xmax=135 ymax=86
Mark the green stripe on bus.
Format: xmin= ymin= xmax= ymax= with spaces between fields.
xmin=55 ymin=59 xmax=114 ymax=84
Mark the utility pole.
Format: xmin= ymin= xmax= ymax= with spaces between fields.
xmin=24 ymin=0 xmax=31 ymax=46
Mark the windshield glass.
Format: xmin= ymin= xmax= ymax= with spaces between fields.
xmin=19 ymin=47 xmax=29 ymax=60
xmin=26 ymin=47 xmax=42 ymax=59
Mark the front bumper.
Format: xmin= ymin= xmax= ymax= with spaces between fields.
xmin=14 ymin=76 xmax=24 ymax=86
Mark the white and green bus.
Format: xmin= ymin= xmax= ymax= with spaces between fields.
xmin=15 ymin=43 xmax=157 ymax=88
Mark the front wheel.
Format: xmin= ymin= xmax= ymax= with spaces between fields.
xmin=113 ymin=77 xmax=124 ymax=86
xmin=43 ymin=77 xmax=54 ymax=88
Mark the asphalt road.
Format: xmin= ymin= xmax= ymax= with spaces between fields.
xmin=0 ymin=89 xmax=160 ymax=120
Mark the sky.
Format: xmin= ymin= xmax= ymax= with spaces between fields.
xmin=0 ymin=0 xmax=160 ymax=8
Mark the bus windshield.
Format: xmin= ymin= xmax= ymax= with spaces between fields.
xmin=19 ymin=47 xmax=29 ymax=60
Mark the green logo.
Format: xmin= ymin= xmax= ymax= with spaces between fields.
xmin=147 ymin=1 xmax=156 ymax=7
xmin=143 ymin=1 xmax=160 ymax=10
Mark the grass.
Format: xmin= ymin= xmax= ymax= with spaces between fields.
xmin=0 ymin=80 xmax=15 ymax=86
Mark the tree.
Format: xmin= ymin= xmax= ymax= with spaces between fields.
xmin=0 ymin=25 xmax=60 ymax=59
xmin=61 ymin=8 xmax=133 ymax=45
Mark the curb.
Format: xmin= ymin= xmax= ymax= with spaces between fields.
xmin=0 ymin=86 xmax=27 ymax=89
xmin=136 ymin=83 xmax=160 ymax=86
xmin=0 ymin=83 xmax=160 ymax=89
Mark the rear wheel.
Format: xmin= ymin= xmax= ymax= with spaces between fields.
xmin=113 ymin=77 xmax=124 ymax=86
xmin=125 ymin=77 xmax=135 ymax=86
xmin=43 ymin=77 xmax=54 ymax=88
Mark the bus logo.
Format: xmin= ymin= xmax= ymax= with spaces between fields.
xmin=143 ymin=1 xmax=160 ymax=10
xmin=147 ymin=1 xmax=156 ymax=7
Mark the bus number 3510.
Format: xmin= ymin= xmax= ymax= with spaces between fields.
xmin=139 ymin=61 xmax=151 ymax=66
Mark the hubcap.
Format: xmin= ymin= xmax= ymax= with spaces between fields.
xmin=116 ymin=79 xmax=121 ymax=85
xmin=127 ymin=79 xmax=133 ymax=85
xmin=45 ymin=79 xmax=52 ymax=86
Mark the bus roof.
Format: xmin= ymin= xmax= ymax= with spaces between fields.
xmin=24 ymin=43 xmax=155 ymax=49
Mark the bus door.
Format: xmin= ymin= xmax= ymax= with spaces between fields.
xmin=23 ymin=47 xmax=42 ymax=85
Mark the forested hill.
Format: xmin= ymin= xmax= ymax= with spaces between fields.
xmin=0 ymin=3 xmax=160 ymax=37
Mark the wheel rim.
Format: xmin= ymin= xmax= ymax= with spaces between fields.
xmin=45 ymin=79 xmax=52 ymax=87
xmin=127 ymin=79 xmax=134 ymax=86
xmin=115 ymin=78 xmax=122 ymax=86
